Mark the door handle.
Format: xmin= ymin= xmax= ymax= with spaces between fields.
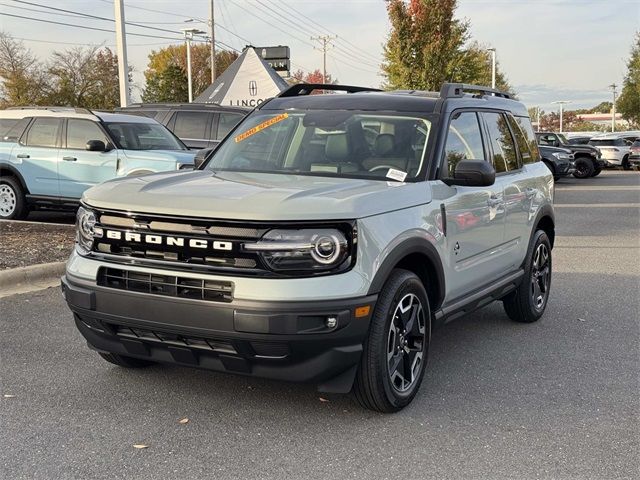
xmin=16 ymin=154 xmax=30 ymax=159
xmin=62 ymin=156 xmax=77 ymax=162
xmin=525 ymin=188 xmax=536 ymax=198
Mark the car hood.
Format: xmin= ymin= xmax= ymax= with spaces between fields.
xmin=561 ymin=143 xmax=599 ymax=155
xmin=82 ymin=170 xmax=431 ymax=220
xmin=122 ymin=149 xmax=196 ymax=164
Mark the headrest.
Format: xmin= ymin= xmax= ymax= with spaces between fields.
xmin=374 ymin=133 xmax=395 ymax=156
xmin=325 ymin=134 xmax=349 ymax=161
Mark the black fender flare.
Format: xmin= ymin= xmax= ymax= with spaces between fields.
xmin=366 ymin=237 xmax=446 ymax=309
xmin=531 ymin=203 xmax=555 ymax=247
xmin=0 ymin=162 xmax=30 ymax=194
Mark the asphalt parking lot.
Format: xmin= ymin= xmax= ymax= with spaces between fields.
xmin=1 ymin=171 xmax=638 ymax=480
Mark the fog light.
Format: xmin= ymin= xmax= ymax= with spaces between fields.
xmin=326 ymin=316 xmax=337 ymax=329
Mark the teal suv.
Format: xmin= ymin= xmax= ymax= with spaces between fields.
xmin=0 ymin=109 xmax=195 ymax=219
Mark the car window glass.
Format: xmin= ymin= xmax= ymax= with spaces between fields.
xmin=67 ymin=119 xmax=107 ymax=149
xmin=514 ymin=117 xmax=540 ymax=164
xmin=0 ymin=119 xmax=18 ymax=137
xmin=483 ymin=112 xmax=518 ymax=172
xmin=508 ymin=115 xmax=538 ymax=165
xmin=24 ymin=118 xmax=61 ymax=147
xmin=217 ymin=113 xmax=244 ymax=140
xmin=172 ymin=112 xmax=208 ymax=140
xmin=1 ymin=117 xmax=30 ymax=142
xmin=443 ymin=112 xmax=485 ymax=177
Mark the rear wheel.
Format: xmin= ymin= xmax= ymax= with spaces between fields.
xmin=98 ymin=352 xmax=155 ymax=368
xmin=591 ymin=167 xmax=602 ymax=177
xmin=573 ymin=157 xmax=594 ymax=178
xmin=353 ymin=269 xmax=430 ymax=413
xmin=503 ymin=230 xmax=552 ymax=323
xmin=0 ymin=176 xmax=28 ymax=220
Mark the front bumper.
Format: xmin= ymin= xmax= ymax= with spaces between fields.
xmin=61 ymin=274 xmax=376 ymax=393
xmin=629 ymin=155 xmax=640 ymax=167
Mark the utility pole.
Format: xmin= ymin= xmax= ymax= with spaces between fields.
xmin=552 ymin=100 xmax=571 ymax=133
xmin=114 ymin=0 xmax=130 ymax=107
xmin=182 ymin=28 xmax=206 ymax=102
xmin=487 ymin=47 xmax=496 ymax=89
xmin=311 ymin=35 xmax=336 ymax=83
xmin=209 ymin=0 xmax=215 ymax=83
xmin=609 ymin=83 xmax=617 ymax=132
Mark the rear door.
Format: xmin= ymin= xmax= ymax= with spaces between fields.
xmin=57 ymin=118 xmax=118 ymax=199
xmin=212 ymin=112 xmax=245 ymax=146
xmin=12 ymin=117 xmax=62 ymax=197
xmin=167 ymin=111 xmax=212 ymax=150
xmin=439 ymin=110 xmax=507 ymax=300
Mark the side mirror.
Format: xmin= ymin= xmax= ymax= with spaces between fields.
xmin=86 ymin=140 xmax=106 ymax=152
xmin=444 ymin=159 xmax=496 ymax=187
xmin=553 ymin=140 xmax=560 ymax=147
xmin=194 ymin=146 xmax=215 ymax=169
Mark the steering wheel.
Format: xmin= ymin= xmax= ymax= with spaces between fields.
xmin=369 ymin=165 xmax=398 ymax=172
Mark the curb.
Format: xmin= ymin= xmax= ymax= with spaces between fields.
xmin=0 ymin=262 xmax=66 ymax=297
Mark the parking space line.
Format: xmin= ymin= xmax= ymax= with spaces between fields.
xmin=554 ymin=203 xmax=640 ymax=208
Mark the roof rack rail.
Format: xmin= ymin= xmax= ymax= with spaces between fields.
xmin=440 ymin=83 xmax=511 ymax=99
xmin=278 ymin=83 xmax=382 ymax=97
xmin=6 ymin=106 xmax=93 ymax=114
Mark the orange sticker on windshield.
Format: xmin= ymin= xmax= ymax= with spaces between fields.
xmin=235 ymin=113 xmax=289 ymax=143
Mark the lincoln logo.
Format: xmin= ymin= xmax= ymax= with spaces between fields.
xmin=249 ymin=80 xmax=257 ymax=96
xmin=104 ymin=230 xmax=233 ymax=251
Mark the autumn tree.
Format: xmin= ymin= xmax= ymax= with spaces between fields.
xmin=143 ymin=44 xmax=237 ymax=102
xmin=0 ymin=32 xmax=48 ymax=107
xmin=382 ymin=0 xmax=512 ymax=93
xmin=289 ymin=69 xmax=337 ymax=85
xmin=617 ymin=33 xmax=640 ymax=128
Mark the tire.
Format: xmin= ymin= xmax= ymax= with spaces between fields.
xmin=591 ymin=167 xmax=602 ymax=177
xmin=572 ymin=157 xmax=594 ymax=178
xmin=503 ymin=230 xmax=552 ymax=323
xmin=622 ymin=156 xmax=631 ymax=170
xmin=98 ymin=352 xmax=155 ymax=368
xmin=0 ymin=176 xmax=28 ymax=220
xmin=353 ymin=269 xmax=431 ymax=413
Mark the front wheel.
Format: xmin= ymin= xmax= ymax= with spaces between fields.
xmin=622 ymin=156 xmax=631 ymax=170
xmin=0 ymin=176 xmax=28 ymax=220
xmin=591 ymin=167 xmax=602 ymax=177
xmin=503 ymin=230 xmax=552 ymax=323
xmin=353 ymin=269 xmax=430 ymax=413
xmin=573 ymin=158 xmax=594 ymax=178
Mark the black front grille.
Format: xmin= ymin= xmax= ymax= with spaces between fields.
xmin=98 ymin=267 xmax=233 ymax=302
xmin=113 ymin=324 xmax=237 ymax=354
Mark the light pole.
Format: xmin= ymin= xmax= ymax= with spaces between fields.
xmin=487 ymin=47 xmax=496 ymax=89
xmin=182 ymin=28 xmax=206 ymax=102
xmin=609 ymin=83 xmax=617 ymax=132
xmin=551 ymin=100 xmax=571 ymax=133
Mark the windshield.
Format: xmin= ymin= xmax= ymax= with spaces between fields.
xmin=205 ymin=110 xmax=432 ymax=181
xmin=104 ymin=122 xmax=186 ymax=151
xmin=557 ymin=133 xmax=569 ymax=144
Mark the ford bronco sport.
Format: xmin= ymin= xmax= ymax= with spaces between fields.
xmin=62 ymin=83 xmax=555 ymax=412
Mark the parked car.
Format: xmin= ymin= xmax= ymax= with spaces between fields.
xmin=116 ymin=103 xmax=250 ymax=150
xmin=628 ymin=139 xmax=640 ymax=170
xmin=566 ymin=135 xmax=592 ymax=145
xmin=0 ymin=108 xmax=194 ymax=219
xmin=62 ymin=82 xmax=555 ymax=412
xmin=588 ymin=133 xmax=636 ymax=170
xmin=536 ymin=131 xmax=604 ymax=178
xmin=539 ymin=145 xmax=575 ymax=181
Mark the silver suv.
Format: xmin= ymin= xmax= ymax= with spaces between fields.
xmin=62 ymin=83 xmax=555 ymax=412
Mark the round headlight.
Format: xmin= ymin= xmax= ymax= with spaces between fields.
xmin=76 ymin=206 xmax=97 ymax=251
xmin=311 ymin=234 xmax=342 ymax=264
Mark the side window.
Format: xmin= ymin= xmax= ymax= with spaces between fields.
xmin=171 ymin=112 xmax=209 ymax=140
xmin=1 ymin=117 xmax=30 ymax=142
xmin=0 ymin=119 xmax=18 ymax=137
xmin=443 ymin=111 xmax=485 ymax=177
xmin=66 ymin=119 xmax=108 ymax=149
xmin=513 ymin=116 xmax=540 ymax=164
xmin=24 ymin=118 xmax=61 ymax=148
xmin=483 ymin=112 xmax=518 ymax=173
xmin=217 ymin=113 xmax=244 ymax=140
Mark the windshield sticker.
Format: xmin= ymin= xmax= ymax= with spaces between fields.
xmin=386 ymin=168 xmax=407 ymax=182
xmin=235 ymin=113 xmax=289 ymax=143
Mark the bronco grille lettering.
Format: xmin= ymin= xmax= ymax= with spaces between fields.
xmin=101 ymin=229 xmax=235 ymax=252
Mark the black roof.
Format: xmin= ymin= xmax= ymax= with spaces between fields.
xmin=261 ymin=83 xmax=528 ymax=117
xmin=117 ymin=103 xmax=250 ymax=113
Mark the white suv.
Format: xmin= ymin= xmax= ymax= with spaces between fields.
xmin=589 ymin=133 xmax=637 ymax=170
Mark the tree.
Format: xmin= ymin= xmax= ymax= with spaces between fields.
xmin=382 ymin=0 xmax=512 ymax=93
xmin=142 ymin=64 xmax=188 ymax=103
xmin=617 ymin=33 xmax=640 ymax=128
xmin=46 ymin=46 xmax=127 ymax=109
xmin=289 ymin=69 xmax=337 ymax=85
xmin=0 ymin=32 xmax=49 ymax=107
xmin=143 ymin=44 xmax=238 ymax=102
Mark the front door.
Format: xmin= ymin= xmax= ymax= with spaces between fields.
xmin=57 ymin=118 xmax=118 ymax=199
xmin=436 ymin=110 xmax=507 ymax=301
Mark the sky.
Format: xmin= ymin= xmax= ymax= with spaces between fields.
xmin=1 ymin=0 xmax=639 ymax=112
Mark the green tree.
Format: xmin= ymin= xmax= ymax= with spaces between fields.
xmin=142 ymin=64 xmax=188 ymax=103
xmin=617 ymin=33 xmax=640 ymax=128
xmin=143 ymin=44 xmax=238 ymax=101
xmin=382 ymin=0 xmax=512 ymax=93
xmin=0 ymin=32 xmax=49 ymax=107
